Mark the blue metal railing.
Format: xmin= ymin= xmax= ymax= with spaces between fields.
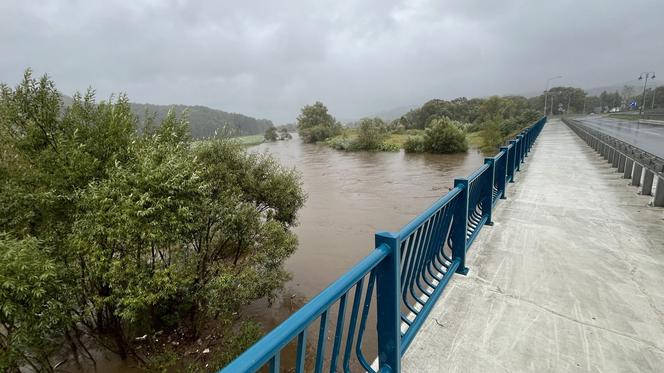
xmin=220 ymin=116 xmax=547 ymax=373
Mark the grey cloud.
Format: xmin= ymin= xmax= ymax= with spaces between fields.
xmin=1 ymin=0 xmax=662 ymax=123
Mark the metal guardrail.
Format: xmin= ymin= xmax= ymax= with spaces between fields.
xmin=563 ymin=118 xmax=664 ymax=207
xmin=220 ymin=117 xmax=547 ymax=373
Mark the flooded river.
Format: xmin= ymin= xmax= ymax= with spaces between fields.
xmin=244 ymin=134 xmax=485 ymax=342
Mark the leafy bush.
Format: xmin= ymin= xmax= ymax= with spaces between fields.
xmin=424 ymin=117 xmax=468 ymax=153
xmin=0 ymin=70 xmax=306 ymax=370
xmin=404 ymin=135 xmax=426 ymax=153
xmin=264 ymin=126 xmax=278 ymax=141
xmin=297 ymin=101 xmax=341 ymax=143
xmin=355 ymin=117 xmax=388 ymax=150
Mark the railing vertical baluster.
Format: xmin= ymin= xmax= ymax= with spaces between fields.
xmin=269 ymin=353 xmax=280 ymax=373
xmin=329 ymin=294 xmax=347 ymax=373
xmin=484 ymin=157 xmax=495 ymax=225
xmin=375 ymin=232 xmax=402 ymax=373
xmin=451 ymin=178 xmax=470 ymax=275
xmin=315 ymin=311 xmax=328 ymax=373
xmin=296 ymin=331 xmax=307 ymax=373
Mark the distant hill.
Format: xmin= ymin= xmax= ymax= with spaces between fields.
xmin=130 ymin=103 xmax=273 ymax=138
xmin=60 ymin=95 xmax=272 ymax=138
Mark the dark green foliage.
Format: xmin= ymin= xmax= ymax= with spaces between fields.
xmin=394 ymin=97 xmax=483 ymax=130
xmin=423 ymin=118 xmax=468 ymax=153
xmin=478 ymin=108 xmax=540 ymax=153
xmin=0 ymin=235 xmax=73 ymax=372
xmin=404 ymin=117 xmax=468 ymax=154
xmin=296 ymin=101 xmax=341 ymax=143
xmin=355 ymin=117 xmax=388 ymax=150
xmin=0 ymin=70 xmax=305 ymax=370
xmin=264 ymin=126 xmax=278 ymax=141
xmin=403 ymin=135 xmax=426 ymax=153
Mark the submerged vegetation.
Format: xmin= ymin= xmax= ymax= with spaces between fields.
xmin=298 ymin=96 xmax=540 ymax=154
xmin=0 ymin=70 xmax=305 ymax=371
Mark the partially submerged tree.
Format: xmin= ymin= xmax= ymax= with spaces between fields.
xmin=296 ymin=101 xmax=341 ymax=143
xmin=0 ymin=70 xmax=306 ymax=370
xmin=264 ymin=126 xmax=278 ymax=141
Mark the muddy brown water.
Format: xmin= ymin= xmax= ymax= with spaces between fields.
xmin=74 ymin=135 xmax=485 ymax=372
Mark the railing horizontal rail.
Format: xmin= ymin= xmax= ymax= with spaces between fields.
xmin=220 ymin=116 xmax=547 ymax=373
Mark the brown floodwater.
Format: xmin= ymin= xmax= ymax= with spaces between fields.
xmin=241 ymin=135 xmax=485 ymax=369
xmin=72 ymin=135 xmax=485 ymax=372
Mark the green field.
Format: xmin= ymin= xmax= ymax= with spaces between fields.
xmin=234 ymin=134 xmax=265 ymax=146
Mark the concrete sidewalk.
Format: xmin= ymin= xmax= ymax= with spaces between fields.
xmin=402 ymin=120 xmax=664 ymax=372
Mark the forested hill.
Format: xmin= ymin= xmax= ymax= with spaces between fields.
xmin=130 ymin=103 xmax=273 ymax=138
xmin=60 ymin=95 xmax=273 ymax=138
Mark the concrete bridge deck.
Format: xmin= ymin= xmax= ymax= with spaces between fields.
xmin=402 ymin=119 xmax=664 ymax=372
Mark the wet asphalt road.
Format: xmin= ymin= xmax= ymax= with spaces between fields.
xmin=576 ymin=115 xmax=664 ymax=158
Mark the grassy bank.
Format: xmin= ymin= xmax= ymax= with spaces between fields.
xmin=234 ymin=134 xmax=265 ymax=146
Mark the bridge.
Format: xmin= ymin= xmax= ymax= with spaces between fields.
xmin=220 ymin=117 xmax=664 ymax=372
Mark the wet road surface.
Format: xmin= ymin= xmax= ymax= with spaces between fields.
xmin=576 ymin=115 xmax=664 ymax=158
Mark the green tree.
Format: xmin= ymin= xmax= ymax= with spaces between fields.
xmin=423 ymin=117 xmax=468 ymax=153
xmin=355 ymin=117 xmax=388 ymax=150
xmin=296 ymin=101 xmax=341 ymax=143
xmin=264 ymin=126 xmax=278 ymax=141
xmin=0 ymin=70 xmax=306 ymax=370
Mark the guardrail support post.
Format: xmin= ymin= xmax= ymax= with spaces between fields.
xmin=641 ymin=170 xmax=654 ymax=196
xmin=499 ymin=147 xmax=509 ymax=199
xmin=452 ymin=178 xmax=470 ymax=275
xmin=631 ymin=163 xmax=643 ymax=186
xmin=618 ymin=154 xmax=626 ymax=173
xmin=509 ymin=140 xmax=519 ymax=174
xmin=654 ymin=177 xmax=664 ymax=207
xmin=623 ymin=159 xmax=633 ymax=179
xmin=374 ymin=231 xmax=401 ymax=373
xmin=608 ymin=148 xmax=615 ymax=164
xmin=484 ymin=158 xmax=495 ymax=225
xmin=612 ymin=151 xmax=620 ymax=168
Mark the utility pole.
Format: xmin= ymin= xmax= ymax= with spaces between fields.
xmin=638 ymin=72 xmax=656 ymax=117
xmin=550 ymin=94 xmax=555 ymax=116
xmin=544 ymin=76 xmax=562 ymax=115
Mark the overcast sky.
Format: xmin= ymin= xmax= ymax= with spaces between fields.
xmin=1 ymin=0 xmax=662 ymax=123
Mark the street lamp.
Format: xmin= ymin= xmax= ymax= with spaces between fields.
xmin=638 ymin=72 xmax=655 ymax=117
xmin=544 ymin=75 xmax=562 ymax=116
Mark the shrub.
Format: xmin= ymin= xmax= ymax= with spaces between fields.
xmin=297 ymin=102 xmax=341 ymax=143
xmin=355 ymin=117 xmax=388 ymax=150
xmin=423 ymin=117 xmax=468 ymax=153
xmin=404 ymin=135 xmax=426 ymax=153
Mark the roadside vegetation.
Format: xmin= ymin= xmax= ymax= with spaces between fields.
xmin=0 ymin=70 xmax=306 ymax=372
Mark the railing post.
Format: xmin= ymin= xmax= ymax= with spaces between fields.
xmin=654 ymin=177 xmax=664 ymax=207
xmin=374 ymin=231 xmax=401 ymax=373
xmin=452 ymin=178 xmax=470 ymax=275
xmin=509 ymin=140 xmax=518 ymax=176
xmin=642 ymin=170 xmax=654 ymax=196
xmin=623 ymin=158 xmax=633 ymax=179
xmin=484 ymin=158 xmax=495 ymax=225
xmin=499 ymin=147 xmax=509 ymax=199
xmin=631 ymin=163 xmax=643 ymax=186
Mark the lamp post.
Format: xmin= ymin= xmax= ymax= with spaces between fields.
xmin=638 ymin=72 xmax=655 ymax=117
xmin=543 ymin=75 xmax=562 ymax=116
